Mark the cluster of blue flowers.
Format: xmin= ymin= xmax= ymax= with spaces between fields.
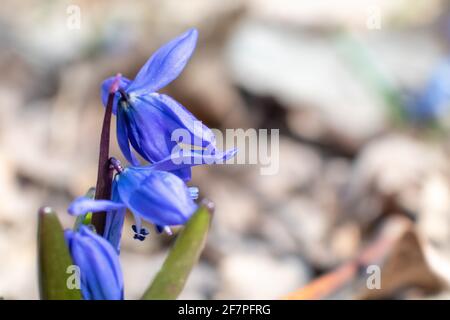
xmin=408 ymin=58 xmax=450 ymax=122
xmin=64 ymin=28 xmax=236 ymax=300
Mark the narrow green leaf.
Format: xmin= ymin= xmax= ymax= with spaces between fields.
xmin=141 ymin=202 xmax=214 ymax=300
xmin=38 ymin=207 xmax=82 ymax=300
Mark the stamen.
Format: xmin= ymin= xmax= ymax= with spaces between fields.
xmin=131 ymin=224 xmax=149 ymax=241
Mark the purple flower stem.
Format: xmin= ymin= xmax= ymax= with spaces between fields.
xmin=91 ymin=92 xmax=115 ymax=236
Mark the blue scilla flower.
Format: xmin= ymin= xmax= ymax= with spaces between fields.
xmin=65 ymin=226 xmax=123 ymax=300
xmin=112 ymin=149 xmax=236 ymax=229
xmin=409 ymin=58 xmax=450 ymax=121
xmin=101 ymin=28 xmax=218 ymax=175
xmin=68 ymin=150 xmax=236 ymax=252
xmin=69 ymin=168 xmax=196 ymax=250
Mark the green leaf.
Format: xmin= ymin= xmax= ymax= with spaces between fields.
xmin=38 ymin=207 xmax=82 ymax=300
xmin=141 ymin=202 xmax=214 ymax=300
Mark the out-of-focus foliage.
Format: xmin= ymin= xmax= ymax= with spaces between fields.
xmin=3 ymin=0 xmax=450 ymax=299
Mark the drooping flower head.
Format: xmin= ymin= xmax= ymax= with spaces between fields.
xmin=65 ymin=226 xmax=123 ymax=300
xmin=67 ymin=153 xmax=217 ymax=252
xmin=101 ymin=28 xmax=220 ymax=179
xmin=68 ymin=140 xmax=236 ymax=250
xmin=115 ymin=167 xmax=197 ymax=226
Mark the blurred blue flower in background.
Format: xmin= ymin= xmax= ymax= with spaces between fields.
xmin=65 ymin=226 xmax=124 ymax=300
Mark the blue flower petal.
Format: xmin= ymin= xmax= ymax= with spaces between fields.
xmin=101 ymin=76 xmax=132 ymax=114
xmin=124 ymin=93 xmax=216 ymax=163
xmin=153 ymin=93 xmax=217 ymax=148
xmin=149 ymin=148 xmax=238 ymax=173
xmin=65 ymin=226 xmax=124 ymax=300
xmin=127 ymin=28 xmax=198 ymax=94
xmin=68 ymin=193 xmax=127 ymax=253
xmin=123 ymin=107 xmax=149 ymax=162
xmin=155 ymin=225 xmax=164 ymax=233
xmin=126 ymin=97 xmax=172 ymax=162
xmin=117 ymin=106 xmax=140 ymax=166
xmin=68 ymin=196 xmax=125 ymax=216
xmin=127 ymin=147 xmax=236 ymax=182
xmin=122 ymin=96 xmax=179 ymax=162
xmin=169 ymin=167 xmax=192 ymax=182
xmin=116 ymin=168 xmax=197 ymax=226
xmin=103 ymin=182 xmax=127 ymax=253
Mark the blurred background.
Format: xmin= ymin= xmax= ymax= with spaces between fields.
xmin=2 ymin=0 xmax=450 ymax=299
